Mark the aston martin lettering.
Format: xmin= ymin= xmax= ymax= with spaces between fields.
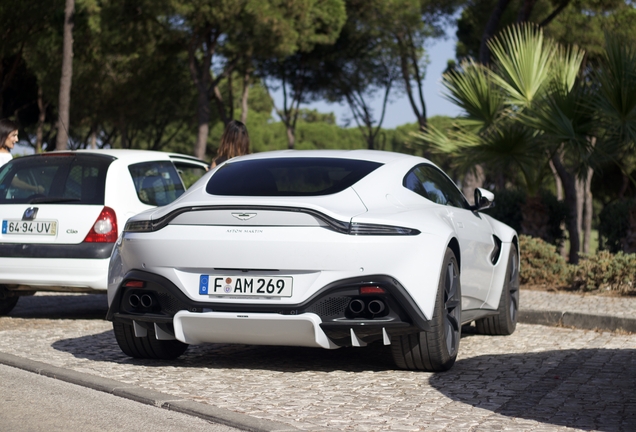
xmin=226 ymin=228 xmax=263 ymax=234
xmin=199 ymin=275 xmax=292 ymax=297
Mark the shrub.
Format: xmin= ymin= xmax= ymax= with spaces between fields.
xmin=568 ymin=251 xmax=636 ymax=295
xmin=519 ymin=235 xmax=571 ymax=287
xmin=598 ymin=199 xmax=636 ymax=253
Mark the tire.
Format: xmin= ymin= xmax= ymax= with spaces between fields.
xmin=476 ymin=243 xmax=519 ymax=335
xmin=0 ymin=287 xmax=19 ymax=316
xmin=113 ymin=322 xmax=188 ymax=360
xmin=391 ymin=248 xmax=461 ymax=372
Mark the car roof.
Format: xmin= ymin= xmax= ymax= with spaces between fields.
xmin=232 ymin=149 xmax=424 ymax=165
xmin=21 ymin=149 xmax=207 ymax=165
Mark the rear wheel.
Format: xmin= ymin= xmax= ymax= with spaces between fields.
xmin=391 ymin=248 xmax=461 ymax=371
xmin=113 ymin=322 xmax=188 ymax=360
xmin=476 ymin=243 xmax=519 ymax=335
xmin=0 ymin=287 xmax=19 ymax=316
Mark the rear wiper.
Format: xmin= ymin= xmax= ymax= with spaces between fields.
xmin=30 ymin=197 xmax=82 ymax=204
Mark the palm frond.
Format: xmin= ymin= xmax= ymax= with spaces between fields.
xmin=441 ymin=60 xmax=504 ymax=128
xmin=488 ymin=23 xmax=556 ymax=109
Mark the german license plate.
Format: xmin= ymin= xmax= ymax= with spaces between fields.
xmin=2 ymin=220 xmax=57 ymax=236
xmin=199 ymin=275 xmax=293 ymax=297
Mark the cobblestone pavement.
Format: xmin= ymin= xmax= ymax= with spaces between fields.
xmin=521 ymin=290 xmax=636 ymax=319
xmin=1 ymin=292 xmax=635 ymax=431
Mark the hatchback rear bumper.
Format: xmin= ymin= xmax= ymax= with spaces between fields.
xmin=0 ymin=257 xmax=109 ymax=291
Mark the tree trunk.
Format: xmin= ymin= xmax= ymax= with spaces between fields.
xmin=479 ymin=0 xmax=513 ymax=64
xmin=194 ymin=90 xmax=210 ymax=160
xmin=240 ymin=72 xmax=250 ymax=124
xmin=36 ymin=86 xmax=46 ymax=153
xmin=56 ymin=0 xmax=75 ymax=151
xmin=551 ymin=153 xmax=580 ymax=264
xmin=582 ymin=167 xmax=594 ymax=254
xmin=286 ymin=126 xmax=295 ymax=150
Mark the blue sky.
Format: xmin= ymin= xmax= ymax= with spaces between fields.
xmin=271 ymin=33 xmax=463 ymax=129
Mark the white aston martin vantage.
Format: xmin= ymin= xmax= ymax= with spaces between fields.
xmin=107 ymin=150 xmax=519 ymax=371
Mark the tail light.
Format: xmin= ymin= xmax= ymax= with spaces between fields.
xmin=83 ymin=206 xmax=118 ymax=243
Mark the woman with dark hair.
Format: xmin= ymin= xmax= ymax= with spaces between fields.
xmin=0 ymin=118 xmax=19 ymax=167
xmin=211 ymin=120 xmax=250 ymax=168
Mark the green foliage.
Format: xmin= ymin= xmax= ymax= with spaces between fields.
xmin=569 ymin=251 xmax=636 ymax=294
xmin=520 ymin=234 xmax=636 ymax=295
xmin=598 ymin=199 xmax=636 ymax=253
xmin=519 ymin=235 xmax=571 ymax=287
xmin=455 ymin=0 xmax=636 ymax=64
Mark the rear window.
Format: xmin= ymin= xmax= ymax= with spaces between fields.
xmin=206 ymin=157 xmax=382 ymax=196
xmin=0 ymin=154 xmax=112 ymax=205
xmin=128 ymin=161 xmax=185 ymax=206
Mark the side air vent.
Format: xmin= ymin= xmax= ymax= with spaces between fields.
xmin=490 ymin=236 xmax=503 ymax=265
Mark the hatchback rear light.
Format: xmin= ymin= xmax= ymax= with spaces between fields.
xmin=124 ymin=280 xmax=145 ymax=288
xmin=83 ymin=206 xmax=118 ymax=243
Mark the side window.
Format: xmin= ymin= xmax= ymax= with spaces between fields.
xmin=129 ymin=161 xmax=185 ymax=206
xmin=403 ymin=164 xmax=469 ymax=209
xmin=172 ymin=162 xmax=208 ymax=189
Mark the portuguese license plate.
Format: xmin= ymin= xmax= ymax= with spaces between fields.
xmin=2 ymin=220 xmax=57 ymax=236
xmin=199 ymin=275 xmax=293 ymax=297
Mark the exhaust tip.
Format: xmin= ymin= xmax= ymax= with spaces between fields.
xmin=128 ymin=294 xmax=140 ymax=308
xmin=140 ymin=294 xmax=153 ymax=308
xmin=368 ymin=299 xmax=385 ymax=315
xmin=348 ymin=298 xmax=365 ymax=314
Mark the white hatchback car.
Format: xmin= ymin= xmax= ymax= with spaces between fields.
xmin=0 ymin=149 xmax=208 ymax=315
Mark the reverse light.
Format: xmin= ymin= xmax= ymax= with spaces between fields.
xmin=83 ymin=206 xmax=118 ymax=243
xmin=360 ymin=286 xmax=386 ymax=295
xmin=349 ymin=223 xmax=420 ymax=236
xmin=124 ymin=220 xmax=154 ymax=232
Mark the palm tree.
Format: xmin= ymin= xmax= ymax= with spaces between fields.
xmin=416 ymin=24 xmax=589 ymax=262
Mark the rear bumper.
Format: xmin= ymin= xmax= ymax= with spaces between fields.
xmin=0 ymin=257 xmax=109 ymax=291
xmin=108 ymin=270 xmax=429 ymax=348
xmin=173 ymin=311 xmax=338 ymax=348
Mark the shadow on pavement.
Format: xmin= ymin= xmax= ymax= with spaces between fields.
xmin=430 ymin=348 xmax=636 ymax=431
xmin=52 ymin=330 xmax=636 ymax=430
xmin=9 ymin=293 xmax=108 ymax=320
xmin=52 ymin=329 xmax=400 ymax=372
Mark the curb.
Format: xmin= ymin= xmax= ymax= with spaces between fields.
xmin=0 ymin=351 xmax=300 ymax=432
xmin=519 ymin=310 xmax=636 ymax=333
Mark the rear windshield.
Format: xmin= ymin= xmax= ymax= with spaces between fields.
xmin=0 ymin=154 xmax=112 ymax=205
xmin=206 ymin=157 xmax=382 ymax=196
xmin=128 ymin=161 xmax=185 ymax=206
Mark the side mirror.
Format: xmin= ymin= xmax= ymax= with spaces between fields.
xmin=473 ymin=188 xmax=495 ymax=211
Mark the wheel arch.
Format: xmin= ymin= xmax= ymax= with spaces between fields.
xmin=447 ymin=237 xmax=461 ymax=272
